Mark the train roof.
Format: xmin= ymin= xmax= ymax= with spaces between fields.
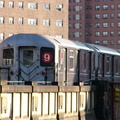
xmin=0 ymin=34 xmax=55 ymax=47
xmin=86 ymin=43 xmax=120 ymax=56
xmin=46 ymin=36 xmax=93 ymax=51
xmin=1 ymin=34 xmax=92 ymax=51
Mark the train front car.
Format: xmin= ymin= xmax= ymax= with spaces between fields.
xmin=0 ymin=34 xmax=56 ymax=85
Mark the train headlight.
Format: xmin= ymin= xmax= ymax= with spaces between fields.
xmin=10 ymin=71 xmax=14 ymax=75
xmin=41 ymin=71 xmax=46 ymax=75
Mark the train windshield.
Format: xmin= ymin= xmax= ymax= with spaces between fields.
xmin=23 ymin=50 xmax=34 ymax=65
xmin=3 ymin=48 xmax=14 ymax=65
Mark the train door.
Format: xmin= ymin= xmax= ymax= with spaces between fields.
xmin=98 ymin=54 xmax=104 ymax=80
xmin=58 ymin=48 xmax=67 ymax=85
xmin=18 ymin=47 xmax=38 ymax=81
xmin=67 ymin=49 xmax=78 ymax=85
xmin=79 ymin=50 xmax=89 ymax=82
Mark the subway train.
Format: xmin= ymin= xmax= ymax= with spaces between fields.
xmin=0 ymin=33 xmax=120 ymax=85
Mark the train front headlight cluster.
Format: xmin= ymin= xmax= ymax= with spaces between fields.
xmin=114 ymin=88 xmax=120 ymax=103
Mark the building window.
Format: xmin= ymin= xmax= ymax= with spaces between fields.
xmin=95 ymin=14 xmax=100 ymax=19
xmin=0 ymin=1 xmax=4 ymax=8
xmin=0 ymin=17 xmax=4 ymax=24
xmin=9 ymin=33 xmax=14 ymax=37
xmin=95 ymin=23 xmax=100 ymax=28
xmin=118 ymin=40 xmax=120 ymax=45
xmin=111 ymin=14 xmax=114 ymax=18
xmin=86 ymin=6 xmax=89 ymax=10
xmin=103 ymin=23 xmax=108 ymax=28
xmin=75 ymin=0 xmax=82 ymax=2
xmin=95 ymin=41 xmax=100 ymax=45
xmin=111 ymin=5 xmax=114 ymax=10
xmin=74 ymin=32 xmax=80 ymax=37
xmin=28 ymin=3 xmax=38 ymax=10
xmin=56 ymin=20 xmax=63 ymax=27
xmin=110 ymin=40 xmax=114 ymax=45
xmin=118 ymin=4 xmax=120 ymax=9
xmin=118 ymin=31 xmax=120 ymax=36
xmin=28 ymin=18 xmax=38 ymax=25
xmin=74 ymin=6 xmax=82 ymax=11
xmin=90 ymin=14 xmax=92 ymax=18
xmin=69 ymin=15 xmax=72 ymax=20
xmin=86 ymin=24 xmax=89 ymax=27
xmin=118 ymin=13 xmax=120 ymax=18
xmin=18 ymin=17 xmax=23 ymax=25
xmin=95 ymin=32 xmax=100 ymax=37
xmin=43 ymin=3 xmax=50 ymax=10
xmin=9 ymin=17 xmax=14 ymax=24
xmin=103 ymin=5 xmax=108 ymax=10
xmin=74 ymin=14 xmax=80 ymax=20
xmin=69 ymin=6 xmax=72 ymax=11
xmin=103 ymin=40 xmax=108 ymax=45
xmin=95 ymin=6 xmax=100 ymax=10
xmin=110 ymin=22 xmax=114 ymax=27
xmin=118 ymin=22 xmax=120 ymax=27
xmin=56 ymin=35 xmax=63 ymax=38
xmin=43 ymin=19 xmax=50 ymax=26
xmin=74 ymin=23 xmax=82 ymax=29
xmin=9 ymin=1 xmax=14 ymax=8
xmin=103 ymin=14 xmax=108 ymax=19
xmin=110 ymin=31 xmax=114 ymax=36
xmin=103 ymin=32 xmax=108 ymax=37
xmin=56 ymin=4 xmax=63 ymax=11
xmin=69 ymin=24 xmax=72 ymax=29
xmin=18 ymin=2 xmax=23 ymax=9
xmin=0 ymin=33 xmax=4 ymax=40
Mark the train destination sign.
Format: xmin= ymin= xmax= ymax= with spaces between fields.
xmin=42 ymin=52 xmax=53 ymax=63
xmin=40 ymin=47 xmax=54 ymax=66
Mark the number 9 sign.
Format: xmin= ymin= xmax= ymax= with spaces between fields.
xmin=42 ymin=52 xmax=53 ymax=63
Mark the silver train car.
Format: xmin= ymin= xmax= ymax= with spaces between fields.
xmin=0 ymin=33 xmax=120 ymax=85
xmin=0 ymin=34 xmax=92 ymax=85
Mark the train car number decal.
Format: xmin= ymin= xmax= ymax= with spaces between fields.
xmin=42 ymin=52 xmax=53 ymax=63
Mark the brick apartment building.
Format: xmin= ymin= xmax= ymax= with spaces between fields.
xmin=0 ymin=0 xmax=69 ymax=40
xmin=1 ymin=0 xmax=120 ymax=49
xmin=69 ymin=0 xmax=120 ymax=49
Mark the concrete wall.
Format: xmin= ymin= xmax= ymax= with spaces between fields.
xmin=0 ymin=81 xmax=96 ymax=120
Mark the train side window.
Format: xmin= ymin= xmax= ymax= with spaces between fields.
xmin=69 ymin=50 xmax=74 ymax=70
xmin=3 ymin=48 xmax=14 ymax=65
xmin=23 ymin=50 xmax=34 ymax=65
xmin=98 ymin=55 xmax=103 ymax=73
xmin=81 ymin=51 xmax=87 ymax=72
xmin=106 ymin=55 xmax=111 ymax=73
xmin=59 ymin=49 xmax=64 ymax=70
xmin=92 ymin=54 xmax=95 ymax=73
xmin=115 ymin=57 xmax=120 ymax=74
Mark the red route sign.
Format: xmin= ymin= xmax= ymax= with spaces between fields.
xmin=42 ymin=52 xmax=53 ymax=63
